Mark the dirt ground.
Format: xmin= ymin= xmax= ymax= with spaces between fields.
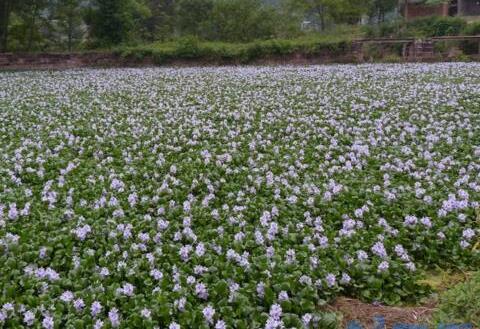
xmin=327 ymin=271 xmax=476 ymax=328
xmin=328 ymin=297 xmax=436 ymax=329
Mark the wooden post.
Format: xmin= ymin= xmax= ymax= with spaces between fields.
xmin=442 ymin=3 xmax=449 ymax=16
xmin=352 ymin=42 xmax=364 ymax=63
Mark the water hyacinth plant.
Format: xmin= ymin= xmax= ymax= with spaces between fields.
xmin=0 ymin=63 xmax=479 ymax=328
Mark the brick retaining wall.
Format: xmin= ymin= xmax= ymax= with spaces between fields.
xmin=0 ymin=51 xmax=355 ymax=70
xmin=0 ymin=52 xmax=154 ymax=70
xmin=404 ymin=3 xmax=449 ymax=20
xmin=0 ymin=47 xmax=479 ymax=70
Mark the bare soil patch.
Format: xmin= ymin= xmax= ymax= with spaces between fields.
xmin=328 ymin=297 xmax=436 ymax=328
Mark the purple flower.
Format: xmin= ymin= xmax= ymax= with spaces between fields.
xmin=202 ymin=305 xmax=215 ymax=324
xmin=371 ymin=241 xmax=387 ymax=258
xmin=169 ymin=322 xmax=181 ymax=329
xmin=302 ymin=313 xmax=313 ymax=325
xmin=94 ymin=319 xmax=104 ymax=329
xmin=23 ymin=310 xmax=35 ymax=326
xmin=215 ymin=320 xmax=227 ymax=329
xmin=403 ymin=215 xmax=418 ymax=227
xmin=462 ymin=228 xmax=475 ymax=240
xmin=140 ymin=308 xmax=151 ymax=319
xmin=91 ymin=301 xmax=102 ymax=317
xmin=42 ymin=315 xmax=54 ymax=329
xmin=117 ymin=283 xmax=135 ymax=297
xmin=325 ymin=273 xmax=336 ymax=287
xmin=357 ymin=250 xmax=369 ymax=262
xmin=108 ymin=308 xmax=120 ymax=328
xmin=340 ymin=273 xmax=351 ymax=285
xmin=420 ymin=217 xmax=432 ymax=228
xmin=150 ymin=269 xmax=163 ymax=281
xmin=60 ymin=291 xmax=74 ymax=303
xmin=269 ymin=304 xmax=282 ymax=320
xmin=72 ymin=224 xmax=91 ymax=241
xmin=378 ymin=261 xmax=389 ymax=273
xmin=405 ymin=262 xmax=416 ymax=271
xmin=110 ymin=179 xmax=125 ymax=192
xmin=8 ymin=204 xmax=18 ymax=220
xmin=73 ymin=298 xmax=85 ymax=311
xmin=195 ymin=282 xmax=208 ymax=300
xmin=278 ymin=291 xmax=289 ymax=301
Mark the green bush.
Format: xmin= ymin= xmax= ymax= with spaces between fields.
xmin=364 ymin=16 xmax=468 ymax=39
xmin=462 ymin=21 xmax=480 ymax=36
xmin=363 ymin=20 xmax=406 ymax=38
xmin=408 ymin=16 xmax=466 ymax=37
xmin=175 ymin=36 xmax=201 ymax=58
xmin=362 ymin=43 xmax=404 ymax=61
xmin=459 ymin=40 xmax=479 ymax=55
xmin=432 ymin=272 xmax=480 ymax=328
xmin=381 ymin=54 xmax=404 ymax=63
xmin=116 ymin=35 xmax=353 ymax=65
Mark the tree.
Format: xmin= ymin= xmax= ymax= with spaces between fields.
xmin=368 ymin=0 xmax=397 ymax=24
xmin=12 ymin=0 xmax=50 ymax=51
xmin=0 ymin=0 xmax=14 ymax=51
xmin=289 ymin=0 xmax=367 ymax=31
xmin=144 ymin=0 xmax=175 ymax=41
xmin=54 ymin=0 xmax=85 ymax=50
xmin=176 ymin=0 xmax=214 ymax=38
xmin=332 ymin=0 xmax=367 ymax=25
xmin=88 ymin=0 xmax=150 ymax=46
xmin=208 ymin=0 xmax=277 ymax=42
xmin=291 ymin=0 xmax=340 ymax=31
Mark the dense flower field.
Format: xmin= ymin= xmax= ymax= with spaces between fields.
xmin=0 ymin=64 xmax=479 ymax=328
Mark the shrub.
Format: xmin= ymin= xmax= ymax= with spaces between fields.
xmin=175 ymin=36 xmax=201 ymax=59
xmin=460 ymin=40 xmax=479 ymax=55
xmin=460 ymin=22 xmax=480 ymax=54
xmin=364 ymin=16 xmax=468 ymax=39
xmin=361 ymin=43 xmax=403 ymax=62
xmin=434 ymin=40 xmax=461 ymax=54
xmin=363 ymin=20 xmax=406 ymax=38
xmin=407 ymin=16 xmax=466 ymax=37
xmin=381 ymin=54 xmax=404 ymax=63
xmin=462 ymin=21 xmax=480 ymax=36
xmin=116 ymin=35 xmax=353 ymax=65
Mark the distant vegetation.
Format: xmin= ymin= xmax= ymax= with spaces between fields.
xmin=1 ymin=0 xmax=479 ymax=58
xmin=0 ymin=0 xmax=396 ymax=52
